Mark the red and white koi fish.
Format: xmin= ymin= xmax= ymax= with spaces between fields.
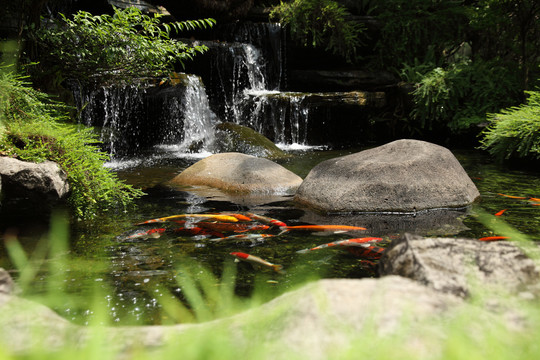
xmin=478 ymin=236 xmax=509 ymax=241
xmin=198 ymin=222 xmax=270 ymax=233
xmin=297 ymin=237 xmax=383 ymax=253
xmin=281 ymin=224 xmax=366 ymax=233
xmin=135 ymin=214 xmax=238 ymax=225
xmin=344 ymin=244 xmax=386 ymax=259
xmin=494 ymin=209 xmax=507 ymax=216
xmin=230 ymin=252 xmax=285 ymax=274
xmin=497 ymin=193 xmax=527 ymax=199
xmin=210 ymin=234 xmax=275 ymax=242
xmin=118 ymin=228 xmax=167 ymax=240
xmin=246 ymin=213 xmax=287 ymax=227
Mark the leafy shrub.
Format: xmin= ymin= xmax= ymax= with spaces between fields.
xmin=270 ymin=0 xmax=364 ymax=63
xmin=32 ymin=7 xmax=215 ymax=82
xmin=409 ymin=60 xmax=522 ymax=133
xmin=0 ymin=68 xmax=144 ymax=218
xmin=479 ymin=90 xmax=540 ymax=160
xmin=374 ymin=0 xmax=468 ymax=69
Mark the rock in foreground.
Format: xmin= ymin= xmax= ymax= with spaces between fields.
xmin=169 ymin=152 xmax=302 ymax=194
xmin=295 ymin=139 xmax=480 ymax=213
xmin=379 ymin=233 xmax=540 ymax=298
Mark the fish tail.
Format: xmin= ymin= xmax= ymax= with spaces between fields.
xmin=296 ymin=248 xmax=310 ymax=254
xmin=273 ymin=264 xmax=286 ymax=274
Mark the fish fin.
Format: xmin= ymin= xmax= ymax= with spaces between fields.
xmin=234 ymin=258 xmax=240 ymax=263
xmin=149 ymin=233 xmax=162 ymax=239
xmin=277 ymin=228 xmax=289 ymax=236
xmin=273 ymin=264 xmax=286 ymax=275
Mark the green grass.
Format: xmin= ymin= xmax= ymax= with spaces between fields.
xmin=1 ymin=211 xmax=540 ymax=360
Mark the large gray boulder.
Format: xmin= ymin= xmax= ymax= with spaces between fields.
xmin=0 ymin=157 xmax=70 ymax=206
xmin=295 ymin=139 xmax=480 ymax=213
xmin=169 ymin=152 xmax=302 ymax=194
xmin=379 ymin=234 xmax=540 ymax=298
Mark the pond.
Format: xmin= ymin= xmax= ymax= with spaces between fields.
xmin=1 ymin=146 xmax=539 ymax=326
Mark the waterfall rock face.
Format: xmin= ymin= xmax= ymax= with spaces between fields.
xmin=169 ymin=152 xmax=302 ymax=194
xmin=294 ymin=139 xmax=480 ymax=213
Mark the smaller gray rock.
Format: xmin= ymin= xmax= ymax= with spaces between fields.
xmin=0 ymin=268 xmax=15 ymax=296
xmin=0 ymin=157 xmax=70 ymax=201
xmin=169 ymin=152 xmax=303 ymax=194
xmin=379 ymin=233 xmax=540 ymax=298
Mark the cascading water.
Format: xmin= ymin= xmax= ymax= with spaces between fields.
xmin=186 ymin=22 xmax=314 ymax=147
xmin=156 ymin=74 xmax=218 ymax=154
xmin=67 ymin=74 xmax=219 ymax=159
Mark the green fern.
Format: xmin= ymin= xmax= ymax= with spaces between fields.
xmin=480 ymin=91 xmax=540 ymax=160
xmin=0 ymin=68 xmax=144 ymax=218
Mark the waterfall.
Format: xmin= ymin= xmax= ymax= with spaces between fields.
xmin=162 ymin=74 xmax=218 ymax=153
xmin=67 ymin=74 xmax=218 ymax=158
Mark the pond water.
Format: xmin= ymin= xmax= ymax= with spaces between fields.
xmin=1 ymin=146 xmax=539 ymax=326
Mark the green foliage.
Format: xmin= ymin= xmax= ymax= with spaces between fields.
xmin=408 ymin=60 xmax=522 ymax=133
xmin=0 ymin=68 xmax=144 ymax=218
xmin=374 ymin=0 xmax=469 ymax=69
xmin=270 ymin=0 xmax=364 ymax=63
xmin=32 ymin=7 xmax=215 ymax=82
xmin=479 ymin=90 xmax=540 ymax=160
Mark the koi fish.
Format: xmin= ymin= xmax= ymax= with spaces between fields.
xmin=246 ymin=213 xmax=287 ymax=227
xmin=494 ymin=209 xmax=507 ymax=216
xmin=478 ymin=236 xmax=509 ymax=241
xmin=210 ymin=234 xmax=275 ymax=242
xmin=135 ymin=214 xmax=238 ymax=225
xmin=224 ymin=213 xmax=253 ymax=222
xmin=118 ymin=228 xmax=167 ymax=240
xmin=297 ymin=237 xmax=383 ymax=253
xmin=230 ymin=252 xmax=285 ymax=274
xmin=529 ymin=197 xmax=540 ymax=202
xmin=173 ymin=227 xmax=225 ymax=238
xmin=497 ymin=193 xmax=527 ymax=199
xmin=281 ymin=225 xmax=367 ymax=233
xmin=344 ymin=244 xmax=386 ymax=259
xmin=198 ymin=222 xmax=270 ymax=233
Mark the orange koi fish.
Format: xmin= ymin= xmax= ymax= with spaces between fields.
xmin=529 ymin=197 xmax=540 ymax=202
xmin=281 ymin=224 xmax=366 ymax=232
xmin=225 ymin=213 xmax=253 ymax=222
xmin=497 ymin=193 xmax=527 ymax=199
xmin=230 ymin=252 xmax=285 ymax=274
xmin=494 ymin=209 xmax=507 ymax=216
xmin=210 ymin=234 xmax=275 ymax=242
xmin=478 ymin=236 xmax=509 ymax=241
xmin=135 ymin=214 xmax=238 ymax=225
xmin=198 ymin=222 xmax=270 ymax=233
xmin=345 ymin=244 xmax=386 ymax=259
xmin=297 ymin=237 xmax=383 ymax=253
xmin=246 ymin=213 xmax=287 ymax=227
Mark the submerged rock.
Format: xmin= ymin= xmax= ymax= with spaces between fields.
xmin=294 ymin=139 xmax=480 ymax=213
xmin=379 ymin=233 xmax=540 ymax=298
xmin=168 ymin=152 xmax=302 ymax=194
xmin=213 ymin=122 xmax=289 ymax=160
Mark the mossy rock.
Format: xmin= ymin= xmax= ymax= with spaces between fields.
xmin=214 ymin=122 xmax=289 ymax=160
